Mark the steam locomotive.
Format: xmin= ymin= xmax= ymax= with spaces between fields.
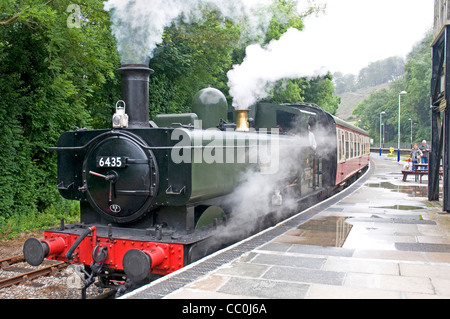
xmin=22 ymin=65 xmax=370 ymax=296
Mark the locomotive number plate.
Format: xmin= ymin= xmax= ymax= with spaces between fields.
xmin=96 ymin=156 xmax=126 ymax=168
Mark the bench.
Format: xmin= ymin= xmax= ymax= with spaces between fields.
xmin=402 ymin=164 xmax=443 ymax=183
xmin=402 ymin=170 xmax=428 ymax=183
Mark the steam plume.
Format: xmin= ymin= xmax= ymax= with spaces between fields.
xmin=103 ymin=0 xmax=273 ymax=65
xmin=227 ymin=27 xmax=328 ymax=110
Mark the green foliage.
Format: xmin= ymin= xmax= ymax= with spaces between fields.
xmin=268 ymin=73 xmax=341 ymax=115
xmin=270 ymin=79 xmax=306 ymax=105
xmin=265 ymin=0 xmax=305 ymax=43
xmin=303 ymin=73 xmax=341 ymax=115
xmin=357 ymin=57 xmax=405 ymax=88
xmin=353 ymin=31 xmax=433 ymax=145
xmin=1 ymin=201 xmax=80 ymax=240
xmin=334 ymin=56 xmax=405 ymax=94
xmin=353 ymin=80 xmax=404 ymax=142
xmin=149 ymin=9 xmax=241 ymax=116
xmin=333 ymin=73 xmax=358 ymax=94
xmin=0 ymin=0 xmax=119 ymax=236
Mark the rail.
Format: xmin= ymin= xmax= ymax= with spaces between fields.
xmin=0 ymin=255 xmax=25 ymax=269
xmin=0 ymin=260 xmax=67 ymax=289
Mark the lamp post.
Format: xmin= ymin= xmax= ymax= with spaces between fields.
xmin=408 ymin=118 xmax=413 ymax=149
xmin=398 ymin=91 xmax=407 ymax=162
xmin=380 ymin=111 xmax=386 ymax=156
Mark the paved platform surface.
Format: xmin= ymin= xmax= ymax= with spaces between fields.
xmin=123 ymin=154 xmax=450 ymax=299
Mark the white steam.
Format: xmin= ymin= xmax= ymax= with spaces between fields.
xmin=213 ymin=135 xmax=306 ymax=245
xmin=103 ymin=0 xmax=273 ymax=65
xmin=227 ymin=27 xmax=328 ymax=110
xmin=103 ymin=1 xmax=329 ymax=110
xmin=215 ymin=123 xmax=337 ymax=244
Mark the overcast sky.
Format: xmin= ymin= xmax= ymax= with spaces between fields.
xmin=297 ymin=0 xmax=434 ymax=75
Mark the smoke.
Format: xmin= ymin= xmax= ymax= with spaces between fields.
xmin=104 ymin=1 xmax=329 ymax=110
xmin=211 ymin=134 xmax=308 ymax=246
xmin=227 ymin=27 xmax=329 ymax=110
xmin=213 ymin=117 xmax=338 ymax=245
xmin=103 ymin=0 xmax=273 ymax=65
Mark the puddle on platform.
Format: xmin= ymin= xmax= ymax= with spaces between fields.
xmin=374 ymin=205 xmax=424 ymax=211
xmin=276 ymin=217 xmax=352 ymax=247
xmin=366 ymin=182 xmax=442 ymax=198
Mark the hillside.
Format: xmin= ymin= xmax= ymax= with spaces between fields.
xmin=335 ymin=82 xmax=390 ymax=121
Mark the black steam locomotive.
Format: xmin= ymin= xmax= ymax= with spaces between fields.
xmin=23 ymin=65 xmax=369 ymax=296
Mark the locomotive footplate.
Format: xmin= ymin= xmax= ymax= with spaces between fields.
xmin=47 ymin=222 xmax=218 ymax=245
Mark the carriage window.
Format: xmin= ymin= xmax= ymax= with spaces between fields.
xmin=345 ymin=132 xmax=349 ymax=159
xmin=355 ymin=135 xmax=359 ymax=157
xmin=350 ymin=133 xmax=354 ymax=158
xmin=365 ymin=137 xmax=368 ymax=155
xmin=337 ymin=131 xmax=341 ymax=162
xmin=360 ymin=136 xmax=362 ymax=156
xmin=366 ymin=137 xmax=370 ymax=155
xmin=357 ymin=136 xmax=361 ymax=157
xmin=338 ymin=130 xmax=344 ymax=162
xmin=361 ymin=136 xmax=364 ymax=156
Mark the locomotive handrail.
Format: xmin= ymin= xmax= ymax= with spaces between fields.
xmin=51 ymin=144 xmax=256 ymax=151
xmin=50 ymin=131 xmax=127 ymax=151
xmin=48 ymin=130 xmax=227 ymax=151
xmin=50 ymin=130 xmax=162 ymax=151
xmin=50 ymin=129 xmax=302 ymax=151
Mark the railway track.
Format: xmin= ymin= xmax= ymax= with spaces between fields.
xmin=0 ymin=254 xmax=115 ymax=298
xmin=0 ymin=254 xmax=25 ymax=268
xmin=0 ymin=254 xmax=67 ymax=289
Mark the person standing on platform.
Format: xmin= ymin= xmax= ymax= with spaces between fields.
xmin=409 ymin=143 xmax=423 ymax=172
xmin=419 ymin=140 xmax=430 ymax=164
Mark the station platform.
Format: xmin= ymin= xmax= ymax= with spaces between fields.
xmin=122 ymin=154 xmax=450 ymax=299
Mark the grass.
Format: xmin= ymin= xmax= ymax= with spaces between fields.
xmin=0 ymin=201 xmax=80 ymax=241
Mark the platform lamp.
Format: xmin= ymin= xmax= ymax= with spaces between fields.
xmin=398 ymin=91 xmax=407 ymax=162
xmin=380 ymin=111 xmax=386 ymax=156
xmin=408 ymin=118 xmax=413 ymax=149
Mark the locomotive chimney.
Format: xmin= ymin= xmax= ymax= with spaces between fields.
xmin=116 ymin=64 xmax=154 ymax=128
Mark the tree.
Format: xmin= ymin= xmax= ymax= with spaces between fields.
xmin=264 ymin=0 xmax=306 ymax=44
xmin=357 ymin=56 xmax=405 ymax=89
xmin=333 ymin=56 xmax=405 ymax=95
xmin=0 ymin=0 xmax=119 ymax=228
xmin=149 ymin=9 xmax=241 ymax=116
xmin=353 ymin=81 xmax=405 ymax=143
xmin=353 ymin=30 xmax=433 ymax=146
xmin=268 ymin=73 xmax=341 ymax=115
xmin=333 ymin=72 xmax=357 ymax=94
xmin=303 ymin=73 xmax=341 ymax=114
xmin=403 ymin=31 xmax=433 ymax=141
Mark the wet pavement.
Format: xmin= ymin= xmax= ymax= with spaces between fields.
xmin=123 ymin=154 xmax=450 ymax=299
